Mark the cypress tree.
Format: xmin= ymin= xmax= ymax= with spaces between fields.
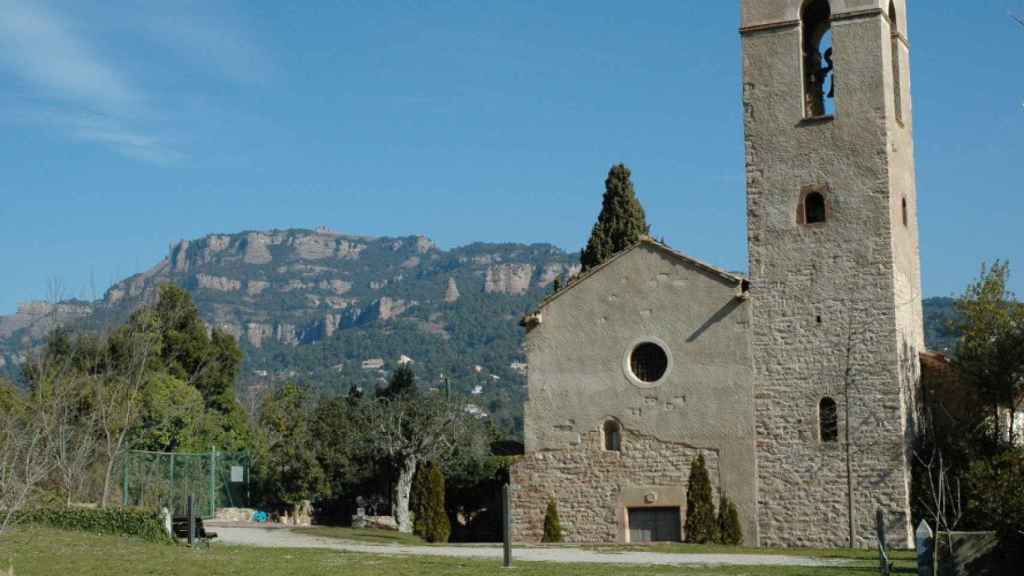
xmin=716 ymin=496 xmax=743 ymax=545
xmin=380 ymin=364 xmax=416 ymax=399
xmin=684 ymin=454 xmax=717 ymax=544
xmin=411 ymin=464 xmax=430 ymax=537
xmin=580 ymin=163 xmax=650 ymax=271
xmin=412 ymin=462 xmax=450 ymax=543
xmin=541 ymin=498 xmax=563 ymax=543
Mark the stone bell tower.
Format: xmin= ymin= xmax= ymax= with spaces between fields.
xmin=741 ymin=0 xmax=923 ymax=548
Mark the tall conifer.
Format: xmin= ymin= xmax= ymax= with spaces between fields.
xmin=412 ymin=462 xmax=450 ymax=543
xmin=542 ymin=498 xmax=564 ymax=543
xmin=684 ymin=454 xmax=717 ymax=544
xmin=580 ymin=164 xmax=650 ymax=271
xmin=716 ymin=495 xmax=743 ymax=545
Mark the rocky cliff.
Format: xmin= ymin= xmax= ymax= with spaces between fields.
xmin=0 ymin=229 xmax=578 ymax=431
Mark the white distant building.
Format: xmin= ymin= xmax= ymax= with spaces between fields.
xmin=464 ymin=404 xmax=488 ymax=418
xmin=253 ymin=369 xmax=269 ymax=378
xmin=398 ymin=355 xmax=415 ymax=366
xmin=510 ymin=361 xmax=528 ymax=375
xmin=331 ymin=363 xmax=345 ymax=372
xmin=472 ymin=365 xmax=484 ymax=374
xmin=490 ymin=374 xmax=501 ymax=381
xmin=471 ymin=385 xmax=484 ymax=396
xmin=362 ymin=358 xmax=385 ymax=370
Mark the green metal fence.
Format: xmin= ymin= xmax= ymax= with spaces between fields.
xmin=122 ymin=449 xmax=250 ymax=519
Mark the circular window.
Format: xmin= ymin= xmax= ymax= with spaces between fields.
xmin=629 ymin=342 xmax=668 ymax=383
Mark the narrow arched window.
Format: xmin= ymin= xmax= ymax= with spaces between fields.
xmin=805 ymin=191 xmax=827 ymax=224
xmin=890 ymin=2 xmax=903 ymax=124
xmin=901 ymin=197 xmax=909 ymax=227
xmin=604 ymin=420 xmax=622 ymax=452
xmin=802 ymin=0 xmax=834 ymax=118
xmin=819 ymin=398 xmax=839 ymax=442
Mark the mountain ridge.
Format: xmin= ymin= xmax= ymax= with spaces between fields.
xmin=0 ymin=227 xmax=960 ymax=434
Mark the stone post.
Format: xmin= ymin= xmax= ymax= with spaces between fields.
xmin=915 ymin=520 xmax=934 ymax=576
xmin=503 ymin=484 xmax=512 ymax=568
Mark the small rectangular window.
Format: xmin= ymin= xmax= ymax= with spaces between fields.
xmin=819 ymin=398 xmax=839 ymax=443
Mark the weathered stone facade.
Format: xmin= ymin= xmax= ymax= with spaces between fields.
xmin=514 ymin=0 xmax=925 ymax=549
xmin=515 ymin=241 xmax=756 ymax=544
xmin=512 ymin=429 xmax=720 ymax=543
xmin=743 ymin=0 xmax=922 ymax=548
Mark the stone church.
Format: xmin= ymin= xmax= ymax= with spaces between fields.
xmin=511 ymin=0 xmax=924 ymax=549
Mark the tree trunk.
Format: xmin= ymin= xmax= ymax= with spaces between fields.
xmin=392 ymin=454 xmax=418 ymax=533
xmin=101 ymin=453 xmax=115 ymax=508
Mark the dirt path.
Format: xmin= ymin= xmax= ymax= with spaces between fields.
xmin=214 ymin=527 xmax=851 ymax=568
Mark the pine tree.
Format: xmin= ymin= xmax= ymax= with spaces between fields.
xmin=716 ymin=496 xmax=743 ymax=545
xmin=412 ymin=462 xmax=450 ymax=542
xmin=542 ymin=498 xmax=563 ymax=543
xmin=380 ymin=364 xmax=416 ymax=399
xmin=580 ymin=163 xmax=650 ymax=271
xmin=684 ymin=454 xmax=717 ymax=544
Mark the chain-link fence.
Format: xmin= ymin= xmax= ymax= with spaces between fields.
xmin=122 ymin=449 xmax=250 ymax=519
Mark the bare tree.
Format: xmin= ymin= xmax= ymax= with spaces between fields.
xmin=94 ymin=323 xmax=156 ymax=507
xmin=48 ymin=381 xmax=97 ymax=506
xmin=0 ymin=387 xmax=56 ymax=534
xmin=358 ymin=392 xmax=474 ymax=533
xmin=914 ymin=449 xmax=964 ymax=574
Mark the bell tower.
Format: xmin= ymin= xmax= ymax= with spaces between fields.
xmin=741 ymin=0 xmax=923 ymax=548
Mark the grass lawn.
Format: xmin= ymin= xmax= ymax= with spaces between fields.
xmin=0 ymin=527 xmax=918 ymax=576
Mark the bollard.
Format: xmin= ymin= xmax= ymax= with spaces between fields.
xmin=502 ymin=484 xmax=512 ymax=568
xmin=915 ymin=521 xmax=934 ymax=576
xmin=187 ymin=494 xmax=196 ymax=547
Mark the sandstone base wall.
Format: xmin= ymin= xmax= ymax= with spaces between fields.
xmin=511 ymin=429 xmax=720 ymax=544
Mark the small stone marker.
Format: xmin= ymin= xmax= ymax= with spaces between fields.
xmin=876 ymin=510 xmax=892 ymax=576
xmin=915 ymin=521 xmax=934 ymax=576
xmin=160 ymin=507 xmax=172 ymax=539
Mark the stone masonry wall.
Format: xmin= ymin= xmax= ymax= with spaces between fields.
xmin=742 ymin=3 xmax=918 ymax=548
xmin=511 ymin=429 xmax=719 ymax=544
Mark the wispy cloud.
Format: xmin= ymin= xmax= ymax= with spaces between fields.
xmin=0 ymin=0 xmax=180 ymax=163
xmin=66 ymin=114 xmax=185 ymax=165
xmin=0 ymin=103 xmax=185 ymax=165
xmin=142 ymin=4 xmax=273 ymax=86
xmin=0 ymin=0 xmax=138 ymax=112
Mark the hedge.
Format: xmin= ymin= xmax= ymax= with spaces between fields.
xmin=18 ymin=507 xmax=171 ymax=543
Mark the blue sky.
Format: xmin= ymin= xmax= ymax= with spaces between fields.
xmin=1 ymin=0 xmax=1022 ymax=314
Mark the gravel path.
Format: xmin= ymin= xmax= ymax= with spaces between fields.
xmin=214 ymin=526 xmax=851 ymax=568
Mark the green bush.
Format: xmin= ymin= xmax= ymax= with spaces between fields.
xmin=715 ymin=496 xmax=743 ymax=545
xmin=19 ymin=507 xmax=171 ymax=543
xmin=964 ymin=447 xmax=1024 ymax=547
xmin=541 ymin=498 xmax=563 ymax=543
xmin=685 ymin=454 xmax=717 ymax=544
xmin=412 ymin=463 xmax=450 ymax=543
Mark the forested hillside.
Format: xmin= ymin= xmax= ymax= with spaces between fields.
xmin=0 ymin=228 xmax=960 ymax=436
xmin=0 ymin=229 xmax=578 ymax=435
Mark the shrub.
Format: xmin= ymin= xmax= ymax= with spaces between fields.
xmin=412 ymin=462 xmax=450 ymax=543
xmin=685 ymin=454 xmax=717 ymax=544
xmin=541 ymin=498 xmax=563 ymax=543
xmin=716 ymin=496 xmax=743 ymax=545
xmin=18 ymin=507 xmax=171 ymax=543
xmin=964 ymin=448 xmax=1024 ymax=548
